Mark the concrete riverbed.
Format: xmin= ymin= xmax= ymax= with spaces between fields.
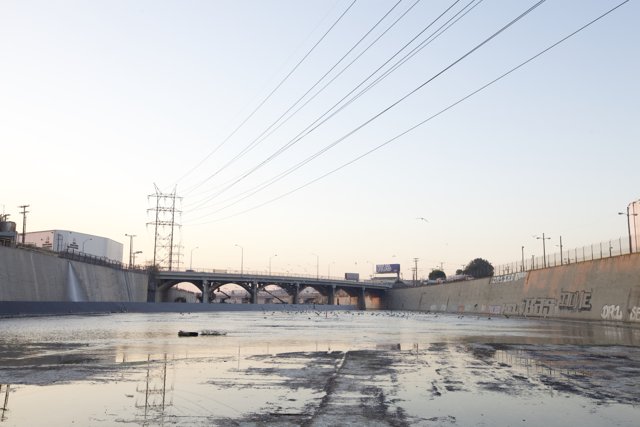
xmin=0 ymin=310 xmax=639 ymax=426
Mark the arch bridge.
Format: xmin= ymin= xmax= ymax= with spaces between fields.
xmin=153 ymin=270 xmax=393 ymax=309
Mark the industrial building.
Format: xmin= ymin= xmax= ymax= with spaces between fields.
xmin=21 ymin=230 xmax=123 ymax=262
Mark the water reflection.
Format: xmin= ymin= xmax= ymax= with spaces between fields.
xmin=0 ymin=384 xmax=9 ymax=422
xmin=0 ymin=312 xmax=639 ymax=426
xmin=135 ymin=355 xmax=173 ymax=423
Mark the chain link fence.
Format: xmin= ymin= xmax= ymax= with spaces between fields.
xmin=493 ymin=236 xmax=634 ymax=276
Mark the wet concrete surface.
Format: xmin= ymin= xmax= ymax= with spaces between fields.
xmin=0 ymin=310 xmax=639 ymax=426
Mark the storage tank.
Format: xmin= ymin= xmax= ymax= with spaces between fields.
xmin=0 ymin=221 xmax=17 ymax=232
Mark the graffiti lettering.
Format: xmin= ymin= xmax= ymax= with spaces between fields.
xmin=490 ymin=272 xmax=528 ymax=284
xmin=503 ymin=303 xmax=519 ymax=315
xmin=488 ymin=305 xmax=502 ymax=314
xmin=629 ymin=306 xmax=640 ymax=322
xmin=523 ymin=298 xmax=556 ymax=316
xmin=601 ymin=305 xmax=623 ymax=320
xmin=558 ymin=289 xmax=592 ymax=312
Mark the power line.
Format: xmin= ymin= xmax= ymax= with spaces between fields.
xmin=181 ymin=0 xmax=414 ymax=202
xmin=187 ymin=0 xmax=483 ymax=216
xmin=184 ymin=0 xmax=543 ymax=222
xmin=175 ymin=0 xmax=359 ymax=194
xmin=185 ymin=0 xmax=470 ymax=213
xmin=186 ymin=0 xmax=627 ymax=225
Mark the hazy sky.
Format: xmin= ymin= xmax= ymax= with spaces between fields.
xmin=1 ymin=0 xmax=638 ymax=279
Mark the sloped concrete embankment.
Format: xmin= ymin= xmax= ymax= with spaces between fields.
xmin=388 ymin=253 xmax=640 ymax=324
xmin=0 ymin=245 xmax=147 ymax=302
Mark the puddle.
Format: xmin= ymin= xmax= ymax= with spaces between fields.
xmin=0 ymin=311 xmax=639 ymax=425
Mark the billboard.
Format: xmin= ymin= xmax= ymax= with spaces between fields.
xmin=376 ymin=264 xmax=400 ymax=274
xmin=344 ymin=273 xmax=360 ymax=282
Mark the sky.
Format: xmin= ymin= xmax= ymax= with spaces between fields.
xmin=1 ymin=0 xmax=639 ymax=280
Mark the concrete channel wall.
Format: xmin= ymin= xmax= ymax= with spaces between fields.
xmin=0 ymin=245 xmax=147 ymax=302
xmin=388 ymin=253 xmax=640 ymax=323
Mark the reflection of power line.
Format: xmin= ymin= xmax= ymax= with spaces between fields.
xmin=1 ymin=384 xmax=10 ymax=422
xmin=135 ymin=355 xmax=173 ymax=420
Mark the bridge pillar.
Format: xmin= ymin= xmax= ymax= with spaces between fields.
xmin=250 ymin=283 xmax=258 ymax=304
xmin=202 ymin=280 xmax=210 ymax=304
xmin=357 ymin=287 xmax=366 ymax=310
xmin=292 ymin=283 xmax=299 ymax=304
xmin=327 ymin=285 xmax=335 ymax=305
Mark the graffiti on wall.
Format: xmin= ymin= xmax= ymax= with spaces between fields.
xmin=523 ymin=297 xmax=556 ymax=316
xmin=601 ymin=305 xmax=623 ymax=321
xmin=503 ymin=303 xmax=519 ymax=315
xmin=488 ymin=305 xmax=502 ymax=314
xmin=490 ymin=272 xmax=528 ymax=284
xmin=558 ymin=289 xmax=592 ymax=312
xmin=599 ymin=305 xmax=640 ymax=321
xmin=500 ymin=298 xmax=557 ymax=317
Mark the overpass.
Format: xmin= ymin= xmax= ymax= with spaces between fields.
xmin=153 ymin=270 xmax=395 ymax=309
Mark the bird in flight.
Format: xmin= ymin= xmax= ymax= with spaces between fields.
xmin=416 ymin=217 xmax=429 ymax=222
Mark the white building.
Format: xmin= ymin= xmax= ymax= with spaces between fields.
xmin=21 ymin=230 xmax=123 ymax=262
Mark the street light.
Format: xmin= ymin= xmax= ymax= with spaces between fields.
xmin=125 ymin=234 xmax=136 ymax=267
xmin=235 ymin=244 xmax=244 ymax=275
xmin=366 ymin=260 xmax=374 ymax=277
xmin=327 ymin=261 xmax=335 ymax=278
xmin=535 ymin=233 xmax=551 ymax=268
xmin=619 ymin=206 xmax=638 ymax=254
xmin=521 ymin=246 xmax=525 ymax=272
xmin=269 ymin=254 xmax=278 ymax=275
xmin=190 ymin=246 xmax=199 ymax=270
xmin=132 ymin=251 xmax=142 ymax=266
xmin=311 ymin=253 xmax=319 ymax=279
xmin=81 ymin=238 xmax=92 ymax=252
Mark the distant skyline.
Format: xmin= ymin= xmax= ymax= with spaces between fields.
xmin=2 ymin=0 xmax=639 ymax=279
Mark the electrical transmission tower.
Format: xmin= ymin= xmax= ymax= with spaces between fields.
xmin=147 ymin=185 xmax=181 ymax=270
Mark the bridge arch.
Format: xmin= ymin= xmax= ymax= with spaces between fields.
xmin=153 ymin=270 xmax=392 ymax=308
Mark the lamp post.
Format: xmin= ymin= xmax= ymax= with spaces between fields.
xmin=125 ymin=234 xmax=136 ymax=268
xmin=82 ymin=238 xmax=92 ymax=252
xmin=269 ymin=254 xmax=277 ymax=275
xmin=132 ymin=251 xmax=142 ymax=266
xmin=535 ymin=233 xmax=551 ymax=268
xmin=328 ymin=261 xmax=335 ymax=278
xmin=619 ymin=206 xmax=638 ymax=254
xmin=190 ymin=246 xmax=199 ymax=270
xmin=366 ymin=260 xmax=374 ymax=277
xmin=521 ymin=246 xmax=525 ymax=272
xmin=235 ymin=244 xmax=244 ymax=275
xmin=311 ymin=253 xmax=319 ymax=279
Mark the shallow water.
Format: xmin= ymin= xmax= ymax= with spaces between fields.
xmin=0 ymin=310 xmax=639 ymax=426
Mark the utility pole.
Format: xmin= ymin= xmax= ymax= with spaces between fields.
xmin=535 ymin=233 xmax=551 ymax=268
xmin=619 ymin=205 xmax=637 ymax=254
xmin=18 ymin=205 xmax=29 ymax=244
xmin=125 ymin=234 xmax=136 ymax=268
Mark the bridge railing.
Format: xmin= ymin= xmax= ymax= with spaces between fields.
xmin=174 ymin=267 xmax=357 ymax=282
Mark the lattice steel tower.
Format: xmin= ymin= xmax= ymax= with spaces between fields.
xmin=147 ymin=185 xmax=182 ymax=270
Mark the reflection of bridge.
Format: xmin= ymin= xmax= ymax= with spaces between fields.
xmin=153 ymin=270 xmax=394 ymax=309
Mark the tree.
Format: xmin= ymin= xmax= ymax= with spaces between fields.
xmin=455 ymin=269 xmax=464 ymax=275
xmin=463 ymin=258 xmax=494 ymax=278
xmin=428 ymin=269 xmax=446 ymax=280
